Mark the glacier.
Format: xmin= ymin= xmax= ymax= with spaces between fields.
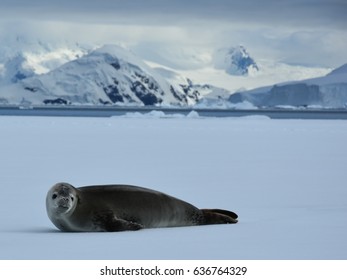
xmin=229 ymin=63 xmax=347 ymax=109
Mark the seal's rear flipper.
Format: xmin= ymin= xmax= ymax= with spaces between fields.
xmin=201 ymin=209 xmax=238 ymax=225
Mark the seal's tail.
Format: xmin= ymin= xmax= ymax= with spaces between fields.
xmin=201 ymin=209 xmax=238 ymax=224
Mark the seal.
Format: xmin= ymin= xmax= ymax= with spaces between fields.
xmin=46 ymin=182 xmax=238 ymax=232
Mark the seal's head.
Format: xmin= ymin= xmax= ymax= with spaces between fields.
xmin=46 ymin=182 xmax=78 ymax=216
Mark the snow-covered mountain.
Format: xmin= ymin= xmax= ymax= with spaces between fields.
xmin=0 ymin=38 xmax=342 ymax=108
xmin=1 ymin=53 xmax=36 ymax=84
xmin=136 ymin=45 xmax=329 ymax=94
xmin=228 ymin=63 xmax=347 ymax=108
xmin=152 ymin=64 xmax=231 ymax=103
xmin=213 ymin=45 xmax=259 ymax=76
xmin=0 ymin=36 xmax=89 ymax=85
xmin=0 ymin=45 xmax=226 ymax=106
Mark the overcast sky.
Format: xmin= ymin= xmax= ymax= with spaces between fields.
xmin=0 ymin=0 xmax=346 ymax=67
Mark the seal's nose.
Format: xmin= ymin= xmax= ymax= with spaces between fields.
xmin=57 ymin=197 xmax=69 ymax=208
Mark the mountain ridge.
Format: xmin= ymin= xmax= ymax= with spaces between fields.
xmin=213 ymin=45 xmax=259 ymax=76
xmin=0 ymin=41 xmax=345 ymax=108
xmin=0 ymin=44 xmax=227 ymax=106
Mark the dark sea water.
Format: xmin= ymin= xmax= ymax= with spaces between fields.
xmin=0 ymin=106 xmax=347 ymax=119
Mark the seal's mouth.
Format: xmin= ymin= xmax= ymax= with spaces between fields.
xmin=57 ymin=198 xmax=70 ymax=209
xmin=55 ymin=203 xmax=70 ymax=214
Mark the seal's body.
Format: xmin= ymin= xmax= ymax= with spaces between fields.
xmin=46 ymin=182 xmax=238 ymax=232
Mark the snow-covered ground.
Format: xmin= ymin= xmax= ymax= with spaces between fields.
xmin=1 ymin=114 xmax=346 ymax=259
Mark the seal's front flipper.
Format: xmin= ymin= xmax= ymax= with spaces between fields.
xmin=201 ymin=209 xmax=238 ymax=225
xmin=92 ymin=210 xmax=144 ymax=232
xmin=109 ymin=219 xmax=144 ymax=232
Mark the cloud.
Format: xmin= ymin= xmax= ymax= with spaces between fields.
xmin=274 ymin=30 xmax=347 ymax=67
xmin=0 ymin=0 xmax=346 ymax=68
xmin=1 ymin=0 xmax=346 ymax=29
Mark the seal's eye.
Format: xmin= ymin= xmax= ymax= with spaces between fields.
xmin=71 ymin=196 xmax=74 ymax=202
xmin=52 ymin=194 xmax=57 ymax=200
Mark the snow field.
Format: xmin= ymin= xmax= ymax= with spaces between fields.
xmin=0 ymin=114 xmax=346 ymax=259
